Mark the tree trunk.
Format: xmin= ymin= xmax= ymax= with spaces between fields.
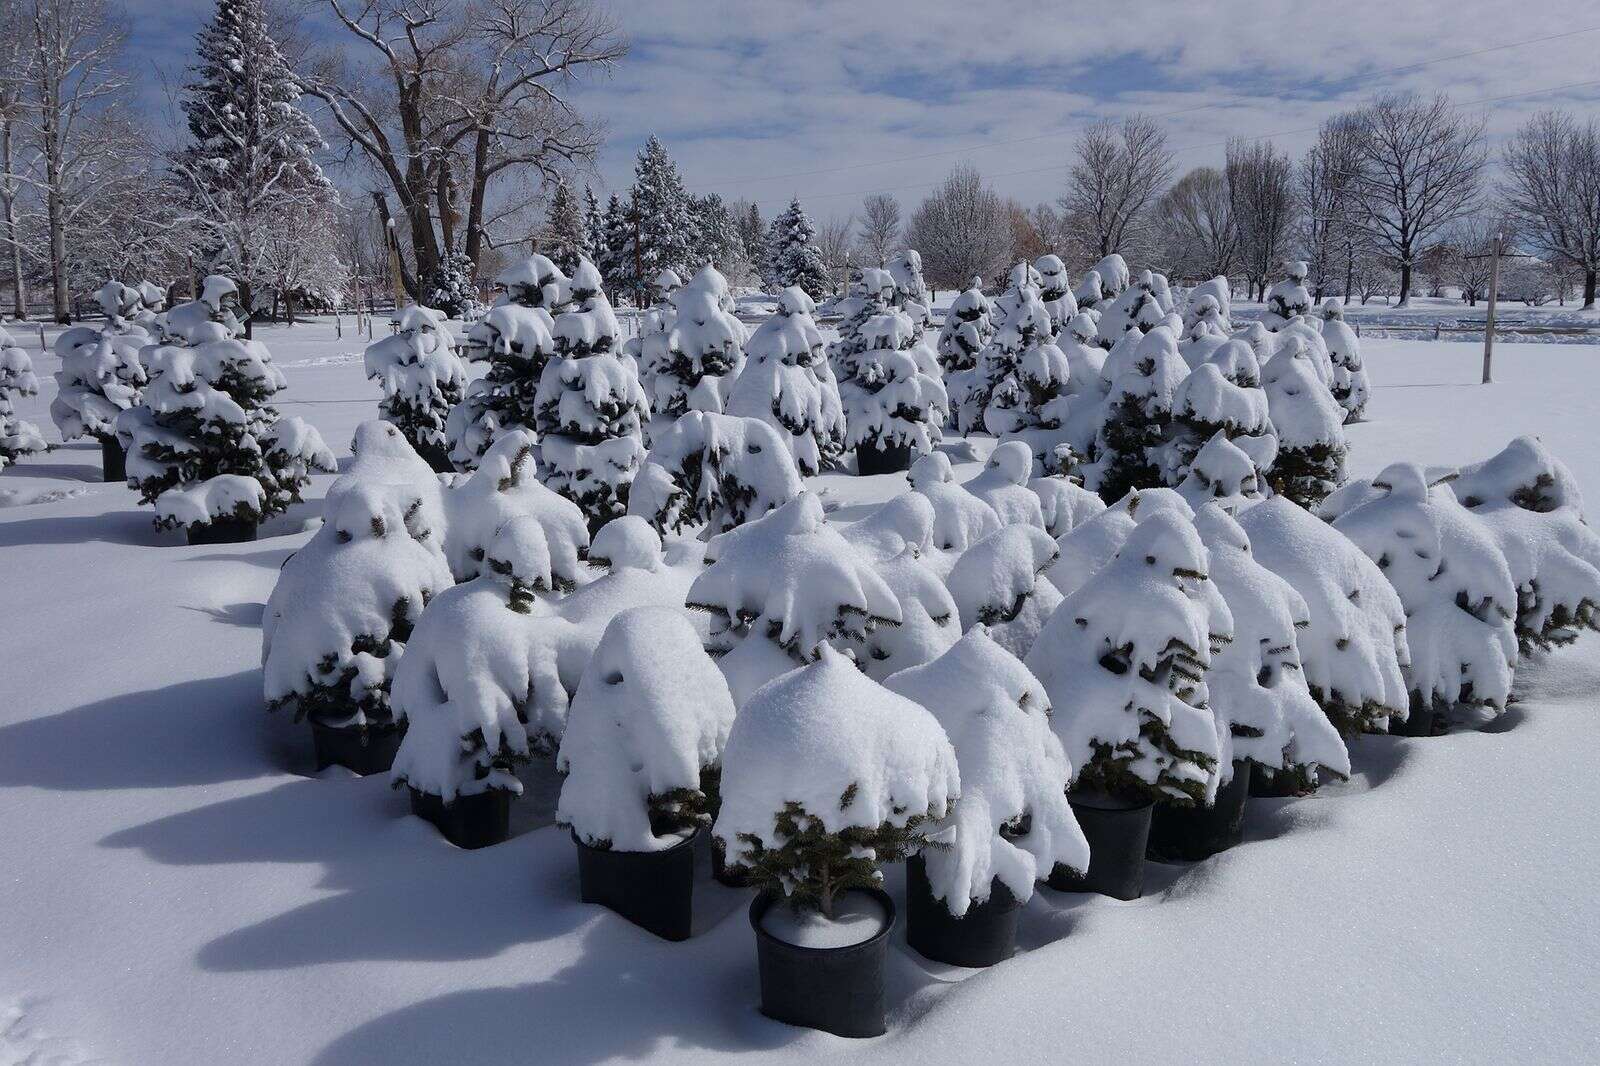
xmin=240 ymin=279 xmax=254 ymax=339
xmin=1398 ymin=262 xmax=1412 ymax=307
xmin=464 ymin=125 xmax=491 ymax=271
xmin=0 ymin=119 xmax=25 ymax=321
xmin=47 ymin=179 xmax=68 ymax=322
xmin=285 ymin=289 xmax=296 ymax=325
xmin=372 ymin=192 xmax=418 ymax=298
xmin=1583 ymin=269 xmax=1596 ymax=311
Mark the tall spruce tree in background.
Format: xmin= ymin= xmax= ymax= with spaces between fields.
xmin=625 ymin=135 xmax=696 ymax=304
xmin=735 ymin=201 xmax=766 ymax=280
xmin=691 ymin=193 xmax=742 ymax=273
xmin=599 ymin=192 xmax=633 ymax=297
xmin=767 ymin=197 xmax=829 ymax=299
xmin=583 ymin=186 xmax=606 ymax=276
xmin=178 ymin=0 xmax=335 ymax=323
xmin=543 ymin=180 xmax=586 ymax=275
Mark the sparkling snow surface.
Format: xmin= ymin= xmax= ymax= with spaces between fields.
xmin=2 ymin=317 xmax=1600 ymax=1063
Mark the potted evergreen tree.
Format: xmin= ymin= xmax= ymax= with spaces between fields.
xmin=1261 ymin=336 xmax=1347 ymax=509
xmin=724 ymin=286 xmax=846 ymax=477
xmin=628 ymin=411 xmax=802 ymax=537
xmin=364 ymin=304 xmax=466 ymax=473
xmin=838 ymin=494 xmax=961 ymax=678
xmin=50 ymin=283 xmax=150 ymax=481
xmin=945 ymin=524 xmax=1062 ymax=660
xmin=715 ymin=645 xmax=958 ymax=1037
xmin=1087 ymin=325 xmax=1189 ymax=503
xmin=0 ymin=329 xmax=46 ymax=472
xmin=1318 ymin=299 xmax=1369 ymax=423
xmin=887 ymin=627 xmax=1087 ymax=967
xmin=262 ymin=481 xmax=453 ymax=774
xmin=1025 ymin=509 xmax=1226 ymax=898
xmin=963 ymin=440 xmax=1047 ymax=529
xmin=557 ymin=606 xmax=736 ymax=941
xmin=935 ymin=279 xmax=994 ymax=376
xmin=439 ymin=429 xmax=589 ymax=586
xmin=640 ymin=265 xmax=745 ymax=419
xmin=842 ymin=312 xmax=948 ymax=476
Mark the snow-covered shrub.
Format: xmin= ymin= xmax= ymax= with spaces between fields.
xmin=937 ymin=281 xmax=995 ymax=376
xmin=887 ymin=250 xmax=933 ymax=335
xmin=556 ymin=605 xmax=736 ymax=850
xmin=1043 ymin=486 xmax=1194 ymax=598
xmin=887 ymin=627 xmax=1088 ymax=915
xmin=1193 ymin=505 xmax=1350 ymax=788
xmin=1026 ymin=509 xmax=1227 ymax=804
xmin=726 ymin=286 xmax=846 ymax=477
xmin=158 ymin=275 xmax=245 ymax=345
xmin=0 ymin=331 xmax=46 ymax=471
xmin=1034 ymin=254 xmax=1078 ymax=337
xmin=116 ymin=334 xmax=334 ymax=532
xmin=1165 ymin=337 xmax=1275 ymax=479
xmin=908 ymin=451 xmax=1002 ymax=565
xmin=827 ymin=266 xmax=895 ymax=383
xmin=842 ymin=312 xmax=948 ymax=467
xmin=1236 ymin=496 xmax=1410 ymax=735
xmin=1263 ymin=260 xmax=1313 ymax=328
xmin=1318 ymin=299 xmax=1369 ymax=423
xmin=1031 ymin=460 xmax=1108 ymax=538
xmin=440 ymin=430 xmax=589 ymax=586
xmin=533 ymin=260 xmax=650 ymax=529
xmin=687 ymin=492 xmax=901 ymax=706
xmin=945 ymin=523 xmax=1061 ymax=659
xmin=1185 ymin=277 xmax=1233 ymax=333
xmin=364 ymin=304 xmax=466 ymax=463
xmin=423 ymin=250 xmax=482 ymax=319
xmin=1326 ymin=462 xmax=1517 ymax=720
xmin=1086 ymin=325 xmax=1188 ymax=503
xmin=978 ymin=288 xmax=1072 ymax=471
xmin=628 ymin=411 xmax=801 ymax=536
xmin=1450 ymin=436 xmax=1600 ymax=653
xmin=766 ymin=197 xmax=831 ymax=300
xmin=262 ymin=482 xmax=453 ymax=730
xmin=712 ymin=644 xmax=959 ymax=916
xmin=642 ymin=265 xmax=744 ymax=419
xmin=840 ymin=494 xmax=961 ymax=679
xmin=963 ymin=441 xmax=1046 ymax=529
xmin=50 ymin=299 xmax=149 ymax=449
xmin=1174 ymin=432 xmax=1269 ymax=513
xmin=1260 ymin=335 xmax=1347 ymax=508
xmin=1095 ymin=269 xmax=1167 ymax=347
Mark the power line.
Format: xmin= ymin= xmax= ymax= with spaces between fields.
xmin=738 ymin=76 xmax=1600 ymax=209
xmin=688 ymin=24 xmax=1600 ymax=195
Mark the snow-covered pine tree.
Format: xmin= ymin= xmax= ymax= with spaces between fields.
xmin=766 ymin=197 xmax=830 ymax=300
xmin=936 ymin=279 xmax=994 ymax=375
xmin=1089 ymin=253 xmax=1130 ymax=299
xmin=843 ymin=311 xmax=948 ymax=474
xmin=944 ymin=523 xmax=1062 ymax=660
xmin=690 ymin=193 xmax=743 ymax=274
xmin=1318 ymin=298 xmax=1368 ymax=423
xmin=726 ymin=286 xmax=846 ymax=476
xmin=1026 ymin=508 xmax=1225 ymax=805
xmin=116 ymin=314 xmax=335 ymax=540
xmin=1263 ymin=260 xmax=1314 ymax=329
xmin=1088 ymin=324 xmax=1189 ymax=503
xmin=978 ymin=286 xmax=1073 ymax=473
xmin=644 ymin=265 xmax=744 ymax=418
xmin=1174 ymin=431 xmax=1269 ymax=514
xmin=422 ymin=251 xmax=481 ymax=319
xmin=583 ymin=186 xmax=606 ymax=274
xmin=0 ymin=329 xmax=46 ymax=471
xmin=627 ymin=136 xmax=697 ymax=300
xmin=50 ymin=286 xmax=150 ymax=476
xmin=887 ymin=250 xmax=933 ymax=335
xmin=828 ymin=266 xmax=894 ymax=384
xmin=907 ymin=451 xmax=1003 ymax=567
xmin=963 ymin=440 xmax=1048 ymax=529
xmin=159 ymin=275 xmax=246 ymax=344
xmin=1260 ymin=335 xmax=1347 ymax=508
xmin=837 ymin=493 xmax=961 ymax=679
xmin=628 ymin=411 xmax=802 ymax=536
xmin=544 ymin=180 xmax=587 ymax=276
xmin=533 ymin=259 xmax=650 ymax=529
xmin=1186 ymin=277 xmax=1234 ymax=332
xmin=686 ymin=491 xmax=902 ymax=705
xmin=1327 ymin=463 xmax=1519 ymax=727
xmin=1034 ymin=254 xmax=1078 ymax=337
xmin=886 ymin=627 xmax=1089 ymax=918
xmin=1193 ymin=504 xmax=1350 ymax=791
xmin=363 ymin=304 xmax=466 ymax=471
xmin=599 ymin=193 xmax=634 ymax=298
xmin=491 ymin=254 xmax=568 ymax=316
xmin=1095 ymin=270 xmax=1168 ymax=348
xmin=1165 ymin=337 xmax=1275 ymax=480
xmin=446 ymin=267 xmax=560 ymax=469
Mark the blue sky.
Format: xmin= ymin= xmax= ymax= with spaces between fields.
xmin=127 ymin=0 xmax=1600 ymax=222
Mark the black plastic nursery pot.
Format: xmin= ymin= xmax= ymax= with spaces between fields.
xmin=749 ymin=887 xmax=895 ymax=1039
xmin=1249 ymin=763 xmax=1309 ymax=798
xmin=1146 ymin=759 xmax=1253 ymax=862
xmin=186 ymin=517 xmax=258 ymax=546
xmin=416 ymin=440 xmax=455 ymax=475
xmin=905 ymin=853 xmax=1019 ymax=968
xmin=99 ymin=436 xmax=125 ymax=483
xmin=409 ymin=787 xmax=513 ymax=849
xmin=855 ymin=442 xmax=914 ymax=476
xmin=309 ymin=720 xmax=403 ymax=776
xmin=1389 ymin=705 xmax=1437 ymax=737
xmin=574 ymin=829 xmax=697 ymax=942
xmin=1047 ymin=791 xmax=1154 ymax=901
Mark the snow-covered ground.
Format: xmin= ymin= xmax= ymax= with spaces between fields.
xmin=2 ymin=319 xmax=1598 ymax=1063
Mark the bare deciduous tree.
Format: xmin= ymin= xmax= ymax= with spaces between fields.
xmin=1296 ymin=113 xmax=1366 ymax=298
xmin=1227 ymin=138 xmax=1295 ymax=301
xmin=1060 ymin=114 xmax=1174 ymax=260
xmin=1353 ymin=92 xmax=1486 ymax=306
xmin=856 ymin=192 xmax=899 ymax=266
xmin=1501 ymin=109 xmax=1600 ymax=310
xmin=817 ymin=212 xmax=855 ymax=296
xmin=907 ymin=163 xmax=1012 ymax=291
xmin=1157 ymin=165 xmax=1237 ymax=281
xmin=0 ymin=6 xmax=33 ymax=319
xmin=300 ymin=0 xmax=625 ymax=298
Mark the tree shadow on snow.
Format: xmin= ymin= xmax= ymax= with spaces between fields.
xmin=0 ymin=508 xmax=168 ymax=548
xmin=183 ymin=602 xmax=266 ymax=627
xmin=0 ymin=670 xmax=278 ymax=790
xmin=0 ymin=458 xmax=101 ymax=482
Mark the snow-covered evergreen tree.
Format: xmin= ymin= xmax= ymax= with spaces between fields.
xmin=963 ymin=440 xmax=1047 ymax=529
xmin=533 ymin=260 xmax=650 ymax=529
xmin=625 ymin=136 xmax=697 ymax=299
xmin=842 ymin=312 xmax=948 ymax=472
xmin=907 ymin=451 xmax=1003 ymax=566
xmin=544 ymin=180 xmax=588 ymax=276
xmin=582 ymin=186 xmax=606 ymax=275
xmin=599 ymin=193 xmax=634 ymax=297
xmin=1034 ymin=254 xmax=1078 ymax=337
xmin=1193 ymin=505 xmax=1350 ymax=789
xmin=1264 ymin=260 xmax=1314 ymax=328
xmin=1450 ymin=436 xmax=1600 ymax=654
xmin=50 ymin=286 xmax=150 ymax=458
xmin=1095 ymin=269 xmax=1168 ymax=348
xmin=557 ymin=605 xmax=736 ymax=851
xmin=936 ymin=280 xmax=994 ymax=375
xmin=644 ymin=265 xmax=744 ymax=419
xmin=838 ymin=494 xmax=961 ymax=678
xmin=886 ymin=627 xmax=1089 ymax=915
xmin=422 ymin=251 xmax=480 ymax=319
xmin=628 ymin=411 xmax=802 ymax=536
xmin=1026 ymin=509 xmax=1226 ymax=805
xmin=159 ymin=275 xmax=245 ymax=345
xmin=1088 ymin=325 xmax=1189 ymax=503
xmin=447 ymin=283 xmax=559 ymax=469
xmin=1261 ymin=335 xmax=1347 ymax=508
xmin=1174 ymin=432 xmax=1268 ymax=514
xmin=725 ymin=286 xmax=846 ymax=476
xmin=364 ymin=304 xmax=466 ymax=469
xmin=978 ymin=286 xmax=1073 ymax=472
xmin=1185 ymin=277 xmax=1234 ymax=333
xmin=945 ymin=523 xmax=1062 ymax=660
xmin=887 ymin=250 xmax=933 ymax=335
xmin=1165 ymin=337 xmax=1275 ymax=480
xmin=687 ymin=492 xmax=902 ymax=706
xmin=766 ymin=197 xmax=830 ymax=300
xmin=827 ymin=266 xmax=895 ymax=384
xmin=116 ymin=323 xmax=335 ymax=536
xmin=713 ymin=644 xmax=959 ymax=917
xmin=1327 ymin=463 xmax=1518 ymax=723
xmin=1318 ymin=298 xmax=1369 ymax=423
xmin=0 ymin=329 xmax=46 ymax=471
xmin=690 ymin=193 xmax=743 ymax=274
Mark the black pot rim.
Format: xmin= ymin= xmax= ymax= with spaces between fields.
xmin=1067 ymin=789 xmax=1155 ymax=813
xmin=308 ymin=717 xmax=400 ymax=735
xmin=909 ymin=852 xmax=1025 ymax=917
xmin=569 ymin=826 xmax=699 ymax=857
xmin=749 ymin=885 xmax=896 ymax=957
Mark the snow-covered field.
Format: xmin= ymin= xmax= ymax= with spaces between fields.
xmin=2 ymin=319 xmax=1599 ymax=1064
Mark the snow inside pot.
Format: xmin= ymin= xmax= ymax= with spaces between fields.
xmin=262 ymin=481 xmax=450 ymax=775
xmin=887 ymin=627 xmax=1087 ymax=967
xmin=1027 ymin=509 xmax=1227 ymax=899
xmin=557 ymin=606 xmax=735 ymax=941
xmin=714 ymin=646 xmax=958 ymax=1036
